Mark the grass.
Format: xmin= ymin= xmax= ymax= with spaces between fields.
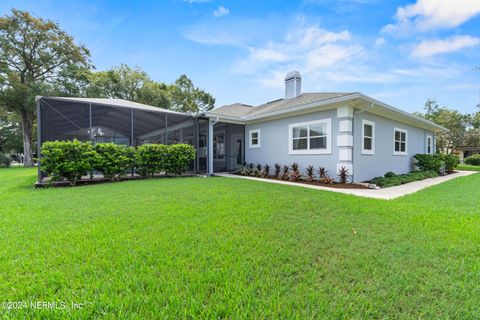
xmin=457 ymin=164 xmax=480 ymax=171
xmin=0 ymin=168 xmax=480 ymax=319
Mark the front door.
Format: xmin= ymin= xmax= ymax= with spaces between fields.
xmin=230 ymin=133 xmax=244 ymax=171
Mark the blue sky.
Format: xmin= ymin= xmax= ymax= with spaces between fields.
xmin=1 ymin=0 xmax=480 ymax=113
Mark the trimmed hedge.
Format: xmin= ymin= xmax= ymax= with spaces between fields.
xmin=41 ymin=140 xmax=98 ymax=185
xmin=414 ymin=153 xmax=459 ymax=173
xmin=94 ymin=143 xmax=135 ymax=181
xmin=0 ymin=152 xmax=11 ymax=168
xmin=465 ymin=154 xmax=480 ymax=166
xmin=135 ymin=144 xmax=169 ymax=178
xmin=371 ymin=170 xmax=438 ymax=188
xmin=41 ymin=140 xmax=196 ymax=184
xmin=165 ymin=144 xmax=197 ymax=175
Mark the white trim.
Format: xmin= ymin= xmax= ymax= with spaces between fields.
xmin=248 ymin=129 xmax=261 ymax=148
xmin=337 ymin=106 xmax=353 ymax=118
xmin=393 ymin=127 xmax=408 ymax=156
xmin=337 ymin=134 xmax=353 ymax=147
xmin=288 ymin=118 xmax=332 ymax=155
xmin=426 ymin=135 xmax=433 ymax=155
xmin=361 ymin=119 xmax=375 ymax=155
xmin=339 ymin=148 xmax=352 ymax=161
xmin=206 ymin=93 xmax=447 ymax=132
xmin=339 ymin=119 xmax=352 ymax=133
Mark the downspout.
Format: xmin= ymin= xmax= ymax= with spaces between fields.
xmin=352 ymin=101 xmax=375 ymax=182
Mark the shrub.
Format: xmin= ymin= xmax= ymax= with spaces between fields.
xmin=414 ymin=154 xmax=443 ymax=172
xmin=384 ymin=171 xmax=397 ymax=178
xmin=436 ymin=154 xmax=459 ymax=173
xmin=41 ymin=139 xmax=99 ymax=185
xmin=318 ymin=167 xmax=327 ymax=179
xmin=246 ymin=163 xmax=254 ymax=176
xmin=135 ymin=144 xmax=168 ymax=178
xmin=465 ymin=154 xmax=480 ymax=166
xmin=262 ymin=164 xmax=270 ymax=178
xmin=305 ymin=165 xmax=315 ymax=181
xmin=319 ymin=176 xmax=334 ymax=184
xmin=0 ymin=152 xmax=12 ymax=168
xmin=281 ymin=165 xmax=289 ymax=180
xmin=414 ymin=153 xmax=459 ymax=173
xmin=290 ymin=162 xmax=301 ymax=182
xmin=338 ymin=166 xmax=349 ymax=184
xmin=253 ymin=163 xmax=262 ymax=177
xmin=94 ymin=143 xmax=134 ymax=181
xmin=164 ymin=144 xmax=196 ymax=175
xmin=318 ymin=166 xmax=334 ymax=184
xmin=274 ymin=163 xmax=281 ymax=178
xmin=371 ymin=170 xmax=438 ymax=188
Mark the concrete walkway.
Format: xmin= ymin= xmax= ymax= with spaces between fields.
xmin=216 ymin=171 xmax=477 ymax=200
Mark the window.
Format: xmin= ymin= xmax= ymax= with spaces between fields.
xmin=393 ymin=128 xmax=408 ymax=155
xmin=426 ymin=135 xmax=433 ymax=154
xmin=361 ymin=120 xmax=375 ymax=155
xmin=249 ymin=129 xmax=261 ymax=148
xmin=288 ymin=119 xmax=331 ymax=154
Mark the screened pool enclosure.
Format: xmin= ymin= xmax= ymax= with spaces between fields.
xmin=36 ymin=96 xmax=245 ymax=182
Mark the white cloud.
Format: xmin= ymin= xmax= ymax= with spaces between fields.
xmin=213 ymin=6 xmax=229 ymax=17
xmin=374 ymin=37 xmax=386 ymax=46
xmin=383 ymin=0 xmax=480 ymax=34
xmin=232 ymin=26 xmax=362 ymax=76
xmin=411 ymin=35 xmax=480 ymax=58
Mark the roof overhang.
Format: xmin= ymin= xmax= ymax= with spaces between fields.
xmin=206 ymin=93 xmax=448 ymax=133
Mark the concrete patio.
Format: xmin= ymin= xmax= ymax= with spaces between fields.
xmin=217 ymin=171 xmax=477 ymax=200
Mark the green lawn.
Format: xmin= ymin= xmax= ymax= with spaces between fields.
xmin=457 ymin=164 xmax=480 ymax=171
xmin=1 ymin=168 xmax=480 ymax=319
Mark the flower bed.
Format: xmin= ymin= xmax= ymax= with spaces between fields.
xmin=234 ymin=163 xmax=369 ymax=189
xmin=370 ymin=170 xmax=439 ymax=188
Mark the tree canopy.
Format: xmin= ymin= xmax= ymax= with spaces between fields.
xmin=0 ymin=9 xmax=91 ymax=166
xmin=0 ymin=9 xmax=216 ymax=166
xmin=415 ymin=99 xmax=475 ymax=154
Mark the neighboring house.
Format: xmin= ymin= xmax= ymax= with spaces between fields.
xmin=206 ymin=71 xmax=446 ymax=182
xmin=456 ymin=146 xmax=480 ymax=163
xmin=36 ymin=71 xmax=446 ymax=183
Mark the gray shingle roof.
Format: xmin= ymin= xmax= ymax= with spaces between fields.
xmin=209 ymin=92 xmax=354 ymax=118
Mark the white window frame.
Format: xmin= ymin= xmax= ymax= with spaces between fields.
xmin=249 ymin=129 xmax=261 ymax=148
xmin=393 ymin=127 xmax=408 ymax=156
xmin=288 ymin=118 xmax=332 ymax=155
xmin=426 ymin=135 xmax=433 ymax=154
xmin=361 ymin=119 xmax=375 ymax=155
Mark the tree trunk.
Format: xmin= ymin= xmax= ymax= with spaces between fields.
xmin=20 ymin=111 xmax=34 ymax=167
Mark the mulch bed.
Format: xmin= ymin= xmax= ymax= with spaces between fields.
xmin=35 ymin=173 xmax=199 ymax=188
xmin=232 ymin=173 xmax=370 ymax=189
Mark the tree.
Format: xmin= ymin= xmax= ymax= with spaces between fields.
xmin=0 ymin=109 xmax=23 ymax=154
xmin=168 ymin=74 xmax=215 ymax=114
xmin=85 ymin=64 xmax=171 ymax=109
xmin=0 ymin=9 xmax=90 ymax=166
xmin=415 ymin=99 xmax=471 ymax=154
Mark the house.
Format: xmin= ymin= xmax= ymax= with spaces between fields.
xmin=36 ymin=71 xmax=445 ymax=183
xmin=205 ymin=71 xmax=446 ymax=182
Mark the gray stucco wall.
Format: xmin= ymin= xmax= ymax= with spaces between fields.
xmin=353 ymin=111 xmax=434 ymax=182
xmin=245 ymin=108 xmax=339 ymax=178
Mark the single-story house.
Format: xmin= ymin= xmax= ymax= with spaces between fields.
xmin=36 ymin=71 xmax=446 ymax=183
xmin=205 ymin=71 xmax=446 ymax=182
